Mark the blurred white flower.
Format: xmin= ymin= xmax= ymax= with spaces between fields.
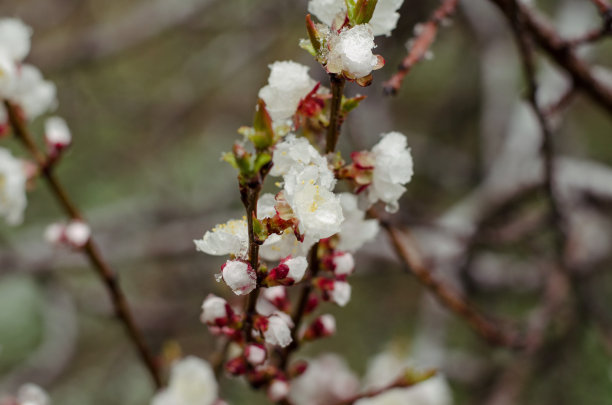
xmin=263 ymin=314 xmax=292 ymax=347
xmin=195 ymin=218 xmax=249 ymax=259
xmin=327 ymin=25 xmax=380 ymax=79
xmin=0 ymin=147 xmax=27 ymax=225
xmin=358 ymin=349 xmax=453 ymax=405
xmin=268 ymin=380 xmax=290 ymax=402
xmin=16 ymin=383 xmax=50 ymax=405
xmin=8 ymin=65 xmax=56 ymax=121
xmin=330 ymin=280 xmax=351 ymax=306
xmin=221 ymin=260 xmax=256 ymax=295
xmin=0 ymin=18 xmax=32 ymax=62
xmin=200 ymin=294 xmax=230 ymax=325
xmin=289 ymin=354 xmax=360 ymax=405
xmin=283 ymin=256 xmax=309 ymax=282
xmin=64 ymin=220 xmax=91 ymax=247
xmin=332 ymin=251 xmax=355 ymax=277
xmin=258 ymin=61 xmax=317 ymax=123
xmin=366 ymin=132 xmax=414 ymax=213
xmin=308 ymin=0 xmax=346 ymax=28
xmin=151 ymin=356 xmax=218 ymax=405
xmin=245 ymin=343 xmax=267 ymax=365
xmin=337 ymin=193 xmax=379 ymax=252
xmin=369 ymin=0 xmax=404 ymax=37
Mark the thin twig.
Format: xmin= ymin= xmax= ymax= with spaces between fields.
xmin=4 ymin=100 xmax=162 ymax=388
xmin=383 ymin=0 xmax=459 ymax=95
xmin=326 ymin=73 xmax=346 ymax=153
xmin=374 ymin=212 xmax=525 ymax=349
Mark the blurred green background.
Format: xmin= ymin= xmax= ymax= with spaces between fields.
xmin=1 ymin=0 xmax=612 ymax=404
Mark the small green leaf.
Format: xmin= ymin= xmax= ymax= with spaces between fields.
xmin=341 ymin=95 xmax=366 ymax=114
xmin=253 ymin=152 xmax=272 ymax=174
xmin=252 ymin=99 xmax=275 ymax=149
xmin=221 ymin=152 xmax=239 ymax=169
xmin=253 ymin=214 xmax=269 ymax=243
xmin=306 ymin=14 xmax=322 ymax=53
xmin=354 ymin=0 xmax=378 ymax=25
xmin=345 ymin=0 xmax=357 ymax=24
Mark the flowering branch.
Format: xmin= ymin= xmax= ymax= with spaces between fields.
xmin=383 ymin=0 xmax=459 ymax=95
xmin=3 ymin=100 xmax=163 ymax=389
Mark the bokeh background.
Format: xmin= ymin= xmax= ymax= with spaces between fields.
xmin=1 ymin=0 xmax=612 ymax=404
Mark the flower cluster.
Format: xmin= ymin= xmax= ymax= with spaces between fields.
xmin=187 ymin=0 xmax=418 ymax=402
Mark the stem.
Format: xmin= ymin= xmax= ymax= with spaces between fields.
xmin=241 ymin=182 xmax=262 ymax=342
xmin=4 ymin=101 xmax=163 ymax=388
xmin=325 ymin=73 xmax=346 ymax=154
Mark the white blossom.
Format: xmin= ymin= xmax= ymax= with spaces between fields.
xmin=195 ymin=218 xmax=249 ymax=259
xmin=0 ymin=50 xmax=17 ymax=97
xmin=16 ymin=384 xmax=50 ymax=405
xmin=262 ymin=285 xmax=287 ymax=303
xmin=283 ymin=256 xmax=308 ymax=282
xmin=289 ymin=354 xmax=360 ymax=405
xmin=222 ymin=260 xmax=256 ymax=295
xmin=260 ymin=229 xmax=316 ymax=262
xmin=258 ymin=61 xmax=316 ymax=123
xmin=337 ymin=193 xmax=379 ymax=252
xmin=271 ymin=135 xmax=335 ymax=189
xmin=45 ymin=116 xmax=72 ymax=149
xmin=64 ymin=220 xmax=91 ymax=247
xmin=200 ymin=294 xmax=229 ymax=325
xmin=151 ymin=356 xmax=218 ymax=405
xmin=8 ymin=64 xmax=57 ymax=121
xmin=268 ymin=380 xmax=290 ymax=402
xmin=263 ymin=314 xmax=292 ymax=347
xmin=0 ymin=147 xmax=27 ymax=225
xmin=308 ymin=0 xmax=346 ymax=27
xmin=367 ymin=132 xmax=414 ymax=213
xmin=331 ymin=281 xmax=351 ymax=306
xmin=332 ymin=252 xmax=355 ymax=276
xmin=0 ymin=18 xmax=32 ymax=62
xmin=369 ymin=0 xmax=404 ymax=37
xmin=327 ymin=25 xmax=379 ymax=79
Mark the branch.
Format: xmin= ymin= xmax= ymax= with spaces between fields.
xmin=326 ymin=73 xmax=346 ymax=153
xmin=487 ymin=0 xmax=612 ymax=116
xmin=383 ymin=0 xmax=459 ymax=95
xmin=4 ymin=101 xmax=162 ymax=389
xmin=375 ymin=213 xmax=526 ymax=349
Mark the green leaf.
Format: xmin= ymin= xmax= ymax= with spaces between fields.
xmin=341 ymin=95 xmax=366 ymax=115
xmin=306 ymin=14 xmax=322 ymax=53
xmin=345 ymin=0 xmax=357 ymax=24
xmin=252 ymin=214 xmax=269 ymax=243
xmin=354 ymin=0 xmax=378 ymax=25
xmin=253 ymin=152 xmax=272 ymax=174
xmin=221 ymin=152 xmax=239 ymax=170
xmin=252 ymin=99 xmax=275 ymax=149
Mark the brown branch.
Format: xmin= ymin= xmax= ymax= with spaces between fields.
xmin=374 ymin=213 xmax=525 ymax=349
xmin=487 ymin=0 xmax=612 ymax=116
xmin=325 ymin=73 xmax=346 ymax=154
xmin=383 ymin=0 xmax=459 ymax=95
xmin=4 ymin=101 xmax=162 ymax=388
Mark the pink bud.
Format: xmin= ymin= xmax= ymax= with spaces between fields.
xmin=222 ymin=260 xmax=257 ymax=295
xmin=331 ymin=281 xmax=351 ymax=307
xmin=303 ymin=314 xmax=336 ymax=341
xmin=262 ymin=286 xmax=290 ymax=312
xmin=266 ymin=256 xmax=308 ymax=285
xmin=267 ymin=379 xmax=290 ymax=402
xmin=225 ymin=356 xmax=247 ymax=376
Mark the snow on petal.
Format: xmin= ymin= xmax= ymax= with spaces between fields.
xmin=194 ymin=218 xmax=249 ymax=259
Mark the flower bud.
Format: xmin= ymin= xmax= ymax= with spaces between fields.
xmin=267 ymin=379 xmax=290 ymax=401
xmin=265 ymin=256 xmax=308 ymax=285
xmin=263 ymin=315 xmax=292 ymax=347
xmin=225 ymin=356 xmax=247 ymax=376
xmin=44 ymin=116 xmax=71 ymax=155
xmin=331 ymin=281 xmax=352 ymax=306
xmin=303 ymin=314 xmax=336 ymax=340
xmin=262 ymin=286 xmax=290 ymax=312
xmin=200 ymin=294 xmax=233 ymax=326
xmin=332 ymin=252 xmax=355 ymax=277
xmin=64 ymin=220 xmax=90 ymax=248
xmin=221 ymin=260 xmax=257 ymax=295
xmin=44 ymin=223 xmax=65 ymax=245
xmin=245 ymin=343 xmax=267 ymax=366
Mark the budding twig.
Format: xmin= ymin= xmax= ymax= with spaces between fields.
xmin=326 ymin=73 xmax=346 ymax=154
xmin=3 ymin=100 xmax=163 ymax=388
